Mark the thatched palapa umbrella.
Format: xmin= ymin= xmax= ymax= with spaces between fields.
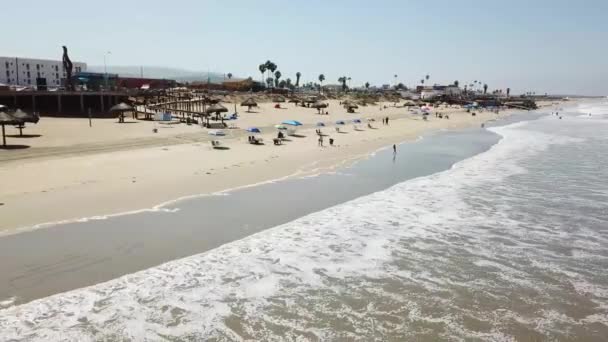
xmin=109 ymin=102 xmax=134 ymax=123
xmin=11 ymin=109 xmax=39 ymax=136
xmin=240 ymin=98 xmax=258 ymax=112
xmin=312 ymin=101 xmax=328 ymax=114
xmin=0 ymin=111 xmax=22 ymax=147
xmin=272 ymin=96 xmax=285 ymax=103
xmin=205 ymin=103 xmax=228 ymax=126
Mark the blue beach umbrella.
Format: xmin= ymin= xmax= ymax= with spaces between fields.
xmin=246 ymin=127 xmax=261 ymax=133
xmin=316 ymin=122 xmax=325 ymax=127
xmin=282 ymin=120 xmax=302 ymax=126
xmin=335 ymin=120 xmax=346 ymax=125
xmin=353 ymin=119 xmax=362 ymax=123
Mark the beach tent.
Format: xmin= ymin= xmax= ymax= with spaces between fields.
xmin=0 ymin=111 xmax=22 ymax=147
xmin=240 ymin=98 xmax=258 ymax=112
xmin=282 ymin=120 xmax=302 ymax=126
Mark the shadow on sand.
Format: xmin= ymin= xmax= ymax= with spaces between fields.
xmin=6 ymin=134 xmax=42 ymax=138
xmin=212 ymin=146 xmax=230 ymax=150
xmin=0 ymin=144 xmax=30 ymax=150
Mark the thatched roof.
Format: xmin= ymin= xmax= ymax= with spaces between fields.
xmin=312 ymin=101 xmax=328 ymax=109
xmin=287 ymin=98 xmax=301 ymax=103
xmin=240 ymin=98 xmax=258 ymax=107
xmin=205 ymin=103 xmax=228 ymax=114
xmin=109 ymin=102 xmax=133 ymax=112
xmin=272 ymin=96 xmax=286 ymax=103
xmin=12 ymin=109 xmax=39 ymax=124
xmin=0 ymin=111 xmax=21 ymax=125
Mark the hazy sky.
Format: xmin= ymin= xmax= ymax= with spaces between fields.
xmin=5 ymin=0 xmax=607 ymax=95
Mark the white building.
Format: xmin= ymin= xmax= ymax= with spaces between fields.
xmin=0 ymin=56 xmax=87 ymax=88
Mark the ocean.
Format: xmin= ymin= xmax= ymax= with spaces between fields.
xmin=0 ymin=100 xmax=607 ymax=341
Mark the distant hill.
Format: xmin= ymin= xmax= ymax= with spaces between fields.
xmin=87 ymin=65 xmax=227 ymax=83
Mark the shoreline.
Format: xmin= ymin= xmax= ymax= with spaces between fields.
xmin=0 ymin=102 xmax=535 ymax=235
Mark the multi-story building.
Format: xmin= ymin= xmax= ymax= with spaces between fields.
xmin=0 ymin=56 xmax=87 ymax=89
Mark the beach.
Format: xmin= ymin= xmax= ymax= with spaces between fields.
xmin=1 ymin=99 xmax=606 ymax=341
xmin=0 ymin=99 xmax=510 ymax=233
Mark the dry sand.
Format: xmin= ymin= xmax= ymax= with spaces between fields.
xmin=0 ymin=99 xmax=514 ymax=233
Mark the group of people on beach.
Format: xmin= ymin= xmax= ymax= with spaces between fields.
xmin=382 ymin=117 xmax=390 ymax=125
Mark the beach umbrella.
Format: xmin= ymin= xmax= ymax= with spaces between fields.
xmin=282 ymin=120 xmax=302 ymax=126
xmin=367 ymin=118 xmax=376 ymax=122
xmin=353 ymin=119 xmax=362 ymax=123
xmin=288 ymin=98 xmax=301 ymax=103
xmin=240 ymin=98 xmax=258 ymax=112
xmin=0 ymin=111 xmax=22 ymax=147
xmin=312 ymin=101 xmax=328 ymax=114
xmin=109 ymin=102 xmax=134 ymax=123
xmin=272 ymin=96 xmax=286 ymax=103
xmin=403 ymin=101 xmax=416 ymax=107
xmin=205 ymin=103 xmax=228 ymax=115
xmin=208 ymin=129 xmax=226 ymax=136
xmin=246 ymin=127 xmax=261 ymax=133
xmin=12 ymin=109 xmax=39 ymax=124
xmin=316 ymin=122 xmax=325 ymax=127
xmin=335 ymin=120 xmax=346 ymax=125
xmin=109 ymin=102 xmax=133 ymax=113
xmin=274 ymin=124 xmax=288 ymax=130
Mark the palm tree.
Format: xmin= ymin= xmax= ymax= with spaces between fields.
xmin=454 ymin=80 xmax=459 ymax=87
xmin=295 ymin=72 xmax=301 ymax=87
xmin=227 ymin=73 xmax=233 ymax=80
xmin=318 ymin=74 xmax=325 ymax=93
xmin=365 ymin=82 xmax=370 ymax=89
xmin=259 ymin=64 xmax=267 ymax=84
xmin=425 ymin=74 xmax=430 ymax=82
xmin=506 ymin=88 xmax=511 ymax=97
xmin=421 ymin=79 xmax=425 ymax=85
xmin=483 ymin=84 xmax=488 ymax=94
xmin=274 ymin=70 xmax=282 ymax=87
xmin=347 ymin=77 xmax=352 ymax=88
xmin=266 ymin=77 xmax=273 ymax=88
xmin=338 ymin=76 xmax=347 ymax=91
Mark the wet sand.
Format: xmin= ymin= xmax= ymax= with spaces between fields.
xmin=0 ymin=123 xmax=513 ymax=306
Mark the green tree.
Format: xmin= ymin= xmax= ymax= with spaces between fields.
xmin=483 ymin=83 xmax=488 ymax=94
xmin=266 ymin=77 xmax=274 ymax=88
xmin=338 ymin=76 xmax=347 ymax=91
xmin=274 ymin=70 xmax=282 ymax=87
xmin=227 ymin=73 xmax=232 ymax=79
xmin=506 ymin=88 xmax=511 ymax=97
xmin=295 ymin=72 xmax=301 ymax=87
xmin=454 ymin=80 xmax=459 ymax=87
xmin=258 ymin=64 xmax=267 ymax=84
xmin=318 ymin=74 xmax=325 ymax=93
xmin=365 ymin=82 xmax=370 ymax=89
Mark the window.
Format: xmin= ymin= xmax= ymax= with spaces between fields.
xmin=26 ymin=64 xmax=30 ymax=70
xmin=37 ymin=72 xmax=41 ymax=78
xmin=27 ymin=71 xmax=30 ymax=78
xmin=5 ymin=62 xmax=8 ymax=68
xmin=36 ymin=64 xmax=40 ymax=70
xmin=28 ymin=79 xmax=31 ymax=85
xmin=56 ymin=73 xmax=59 ymax=79
xmin=5 ymin=70 xmax=8 ymax=77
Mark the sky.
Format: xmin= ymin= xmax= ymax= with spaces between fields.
xmin=5 ymin=0 xmax=608 ymax=95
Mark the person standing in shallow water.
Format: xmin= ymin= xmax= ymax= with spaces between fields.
xmin=393 ymin=144 xmax=397 ymax=154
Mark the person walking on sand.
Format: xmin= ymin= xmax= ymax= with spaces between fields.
xmin=386 ymin=117 xmax=389 ymax=126
xmin=393 ymin=144 xmax=397 ymax=154
xmin=318 ymin=135 xmax=324 ymax=147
